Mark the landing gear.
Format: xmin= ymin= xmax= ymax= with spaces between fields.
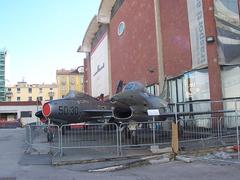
xmin=47 ymin=131 xmax=54 ymax=142
xmin=46 ymin=126 xmax=54 ymax=142
xmin=103 ymin=117 xmax=120 ymax=130
xmin=121 ymin=121 xmax=139 ymax=145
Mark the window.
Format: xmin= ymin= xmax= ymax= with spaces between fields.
xmin=49 ymin=96 xmax=53 ymax=100
xmin=21 ymin=111 xmax=32 ymax=118
xmin=168 ymin=70 xmax=211 ymax=118
xmin=147 ymin=84 xmax=156 ymax=95
xmin=7 ymin=97 xmax=11 ymax=101
xmin=7 ymin=88 xmax=11 ymax=91
xmin=182 ymin=70 xmax=210 ymax=101
xmin=117 ymin=21 xmax=125 ymax=36
xmin=49 ymin=87 xmax=53 ymax=91
xmin=17 ymin=88 xmax=20 ymax=93
xmin=70 ymin=77 xmax=75 ymax=85
xmin=39 ymin=88 xmax=42 ymax=93
xmin=28 ymin=97 xmax=32 ymax=101
xmin=70 ymin=85 xmax=75 ymax=91
xmin=17 ymin=97 xmax=20 ymax=101
xmin=80 ymin=76 xmax=84 ymax=84
xmin=168 ymin=69 xmax=210 ymax=103
xmin=37 ymin=96 xmax=43 ymax=101
xmin=221 ymin=66 xmax=240 ymax=98
xmin=28 ymin=88 xmax=32 ymax=93
xmin=61 ymin=77 xmax=66 ymax=85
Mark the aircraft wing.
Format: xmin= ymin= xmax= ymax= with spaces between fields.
xmin=82 ymin=109 xmax=113 ymax=119
xmin=158 ymin=109 xmax=236 ymax=118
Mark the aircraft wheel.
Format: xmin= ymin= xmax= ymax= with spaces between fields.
xmin=47 ymin=132 xmax=54 ymax=142
xmin=122 ymin=126 xmax=131 ymax=139
xmin=44 ymin=127 xmax=48 ymax=133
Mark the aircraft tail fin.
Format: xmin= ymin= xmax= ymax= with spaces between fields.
xmin=115 ymin=80 xmax=124 ymax=94
xmin=159 ymin=77 xmax=170 ymax=103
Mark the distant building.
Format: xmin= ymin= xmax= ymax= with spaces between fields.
xmin=5 ymin=81 xmax=58 ymax=102
xmin=56 ymin=67 xmax=84 ymax=98
xmin=0 ymin=50 xmax=6 ymax=101
xmin=0 ymin=101 xmax=41 ymax=126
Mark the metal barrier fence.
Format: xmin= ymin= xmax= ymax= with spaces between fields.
xmin=60 ymin=123 xmax=119 ymax=156
xmin=25 ymin=116 xmax=240 ymax=160
xmin=179 ymin=117 xmax=223 ymax=150
xmin=178 ymin=115 xmax=240 ymax=162
xmin=25 ymin=121 xmax=172 ymax=158
xmin=119 ymin=121 xmax=172 ymax=148
xmin=25 ymin=124 xmax=60 ymax=155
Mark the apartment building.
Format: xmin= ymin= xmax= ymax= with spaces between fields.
xmin=0 ymin=50 xmax=6 ymax=101
xmin=56 ymin=67 xmax=84 ymax=98
xmin=6 ymin=81 xmax=58 ymax=102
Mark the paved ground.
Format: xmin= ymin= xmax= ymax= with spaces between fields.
xmin=0 ymin=128 xmax=240 ymax=180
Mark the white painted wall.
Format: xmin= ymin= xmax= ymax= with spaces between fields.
xmin=0 ymin=105 xmax=39 ymax=126
xmin=90 ymin=33 xmax=110 ymax=97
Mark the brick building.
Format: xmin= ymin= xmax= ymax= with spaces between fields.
xmin=79 ymin=0 xmax=240 ymax=108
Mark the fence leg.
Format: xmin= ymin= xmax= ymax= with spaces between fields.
xmin=60 ymin=127 xmax=63 ymax=157
xmin=172 ymin=122 xmax=179 ymax=155
xmin=29 ymin=126 xmax=33 ymax=153
xmin=119 ymin=125 xmax=123 ymax=157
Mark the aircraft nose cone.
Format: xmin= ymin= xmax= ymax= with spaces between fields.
xmin=35 ymin=110 xmax=43 ymax=118
xmin=42 ymin=102 xmax=51 ymax=117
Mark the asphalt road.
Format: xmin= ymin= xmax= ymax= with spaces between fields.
xmin=0 ymin=128 xmax=240 ymax=180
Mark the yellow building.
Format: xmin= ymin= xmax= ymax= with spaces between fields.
xmin=56 ymin=67 xmax=84 ymax=98
xmin=5 ymin=81 xmax=58 ymax=102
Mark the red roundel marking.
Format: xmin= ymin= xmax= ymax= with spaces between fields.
xmin=42 ymin=103 xmax=51 ymax=117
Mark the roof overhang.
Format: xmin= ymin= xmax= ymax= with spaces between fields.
xmin=77 ymin=15 xmax=99 ymax=53
xmin=77 ymin=0 xmax=117 ymax=53
xmin=97 ymin=0 xmax=116 ymax=24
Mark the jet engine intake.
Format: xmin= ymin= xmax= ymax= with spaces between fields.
xmin=112 ymin=107 xmax=133 ymax=119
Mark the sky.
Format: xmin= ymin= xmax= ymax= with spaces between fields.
xmin=0 ymin=0 xmax=100 ymax=85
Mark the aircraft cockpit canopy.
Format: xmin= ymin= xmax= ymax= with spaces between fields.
xmin=64 ymin=90 xmax=88 ymax=99
xmin=123 ymin=81 xmax=147 ymax=92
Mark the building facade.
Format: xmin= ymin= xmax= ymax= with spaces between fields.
xmin=0 ymin=101 xmax=41 ymax=126
xmin=56 ymin=67 xmax=84 ymax=98
xmin=79 ymin=0 xmax=240 ymax=107
xmin=0 ymin=50 xmax=6 ymax=101
xmin=5 ymin=81 xmax=58 ymax=102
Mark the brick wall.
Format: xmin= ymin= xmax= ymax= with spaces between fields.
xmin=159 ymin=0 xmax=192 ymax=77
xmin=109 ymin=0 xmax=158 ymax=93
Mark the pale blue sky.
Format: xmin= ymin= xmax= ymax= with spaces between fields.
xmin=0 ymin=0 xmax=100 ymax=85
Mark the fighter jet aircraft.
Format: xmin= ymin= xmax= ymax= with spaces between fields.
xmin=110 ymin=81 xmax=169 ymax=122
xmin=36 ymin=90 xmax=112 ymax=126
xmin=36 ymin=81 xmax=172 ymax=124
xmin=35 ymin=81 xmax=170 ymax=141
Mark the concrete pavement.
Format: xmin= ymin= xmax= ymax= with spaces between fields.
xmin=0 ymin=128 xmax=240 ymax=180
